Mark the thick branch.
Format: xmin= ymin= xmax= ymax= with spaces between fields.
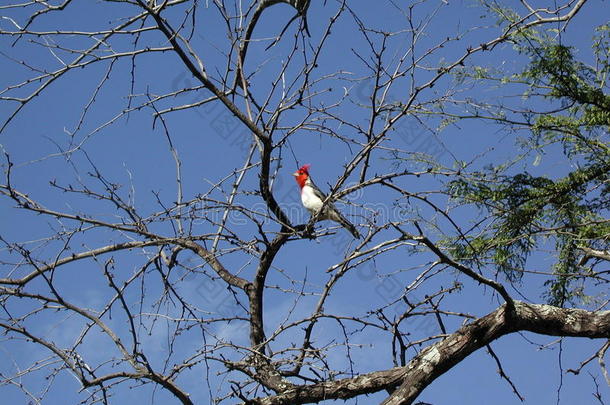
xmin=578 ymin=246 xmax=610 ymax=262
xmin=177 ymin=239 xmax=250 ymax=291
xmin=249 ymin=301 xmax=610 ymax=404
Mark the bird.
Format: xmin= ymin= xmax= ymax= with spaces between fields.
xmin=293 ymin=164 xmax=360 ymax=239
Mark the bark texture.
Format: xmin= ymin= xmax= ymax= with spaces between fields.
xmin=250 ymin=301 xmax=610 ymax=405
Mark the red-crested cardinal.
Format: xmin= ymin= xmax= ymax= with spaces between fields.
xmin=293 ymin=164 xmax=360 ymax=239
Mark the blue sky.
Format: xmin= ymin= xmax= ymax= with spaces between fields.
xmin=1 ymin=0 xmax=609 ymax=404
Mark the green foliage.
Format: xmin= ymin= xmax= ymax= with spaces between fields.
xmin=526 ymin=43 xmax=610 ymax=132
xmin=447 ymin=21 xmax=610 ymax=306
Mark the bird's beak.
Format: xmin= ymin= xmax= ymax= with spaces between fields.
xmin=292 ymin=171 xmax=299 ymax=177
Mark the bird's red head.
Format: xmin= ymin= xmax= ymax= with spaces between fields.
xmin=292 ymin=164 xmax=311 ymax=189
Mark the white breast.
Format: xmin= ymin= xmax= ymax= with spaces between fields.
xmin=300 ymin=184 xmax=324 ymax=214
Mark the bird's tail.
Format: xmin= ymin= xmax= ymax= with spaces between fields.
xmin=336 ymin=214 xmax=360 ymax=239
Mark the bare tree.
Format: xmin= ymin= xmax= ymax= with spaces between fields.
xmin=1 ymin=1 xmax=608 ymax=404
